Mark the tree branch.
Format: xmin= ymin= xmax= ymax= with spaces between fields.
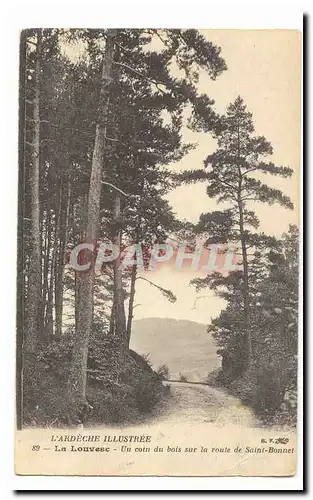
xmin=113 ymin=61 xmax=170 ymax=95
xmin=101 ymin=181 xmax=131 ymax=198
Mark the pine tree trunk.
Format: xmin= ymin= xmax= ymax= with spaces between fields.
xmin=112 ymin=194 xmax=127 ymax=347
xmin=109 ymin=292 xmax=116 ymax=336
xmin=24 ymin=30 xmax=42 ymax=352
xmin=238 ymin=200 xmax=252 ymax=365
xmin=126 ymin=175 xmax=142 ymax=346
xmin=46 ymin=191 xmax=62 ymax=338
xmin=38 ymin=202 xmax=45 ymax=335
xmin=74 ymin=195 xmax=87 ymax=331
xmin=41 ymin=209 xmax=48 ymax=325
xmin=126 ymin=263 xmax=137 ymax=346
xmin=74 ymin=270 xmax=80 ymax=332
xmin=55 ymin=180 xmax=71 ymax=336
xmin=68 ymin=33 xmax=115 ymax=406
xmin=236 ymin=122 xmax=252 ymax=367
xmin=43 ymin=209 xmax=52 ymax=330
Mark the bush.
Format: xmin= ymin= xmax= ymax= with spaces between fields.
xmin=206 ymin=368 xmax=223 ymax=387
xmin=22 ymin=325 xmax=165 ymax=428
xmin=22 ymin=355 xmax=75 ymax=428
xmin=132 ymin=370 xmax=163 ymax=412
xmin=156 ymin=363 xmax=170 ymax=380
xmin=227 ymin=362 xmax=297 ymax=426
xmin=179 ymin=373 xmax=188 ymax=382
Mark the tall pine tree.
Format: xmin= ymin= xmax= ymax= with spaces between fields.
xmin=185 ymin=96 xmax=294 ymax=368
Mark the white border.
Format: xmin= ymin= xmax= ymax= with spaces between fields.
xmin=1 ymin=1 xmax=306 ymax=494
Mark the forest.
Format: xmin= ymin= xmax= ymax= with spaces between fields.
xmin=18 ymin=28 xmax=298 ymax=428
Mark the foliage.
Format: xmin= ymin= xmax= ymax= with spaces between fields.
xmin=156 ymin=363 xmax=170 ymax=380
xmin=207 ymin=226 xmax=299 ymax=424
xmin=22 ymin=28 xmax=227 ymax=342
xmin=179 ymin=373 xmax=188 ymax=382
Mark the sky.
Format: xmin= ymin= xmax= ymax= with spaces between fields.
xmin=134 ymin=30 xmax=301 ymax=325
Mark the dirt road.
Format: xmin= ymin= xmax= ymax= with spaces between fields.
xmin=149 ymin=381 xmax=260 ymax=428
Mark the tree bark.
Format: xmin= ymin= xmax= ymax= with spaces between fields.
xmin=109 ymin=292 xmax=116 ymax=336
xmin=46 ymin=187 xmax=62 ymax=338
xmin=24 ymin=30 xmax=42 ymax=352
xmin=126 ymin=263 xmax=137 ymax=346
xmin=236 ymin=121 xmax=252 ymax=367
xmin=68 ymin=32 xmax=115 ymax=405
xmin=55 ymin=180 xmax=71 ymax=336
xmin=74 ymin=195 xmax=87 ymax=331
xmin=112 ymin=194 xmax=127 ymax=347
xmin=43 ymin=209 xmax=52 ymax=331
xmin=126 ymin=175 xmax=142 ymax=346
xmin=238 ymin=199 xmax=252 ymax=364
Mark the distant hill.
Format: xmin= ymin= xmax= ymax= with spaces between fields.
xmin=130 ymin=318 xmax=221 ymax=383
